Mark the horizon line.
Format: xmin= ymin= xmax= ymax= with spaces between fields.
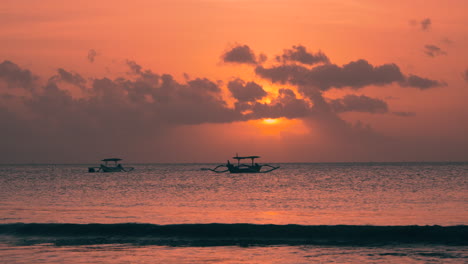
xmin=1 ymin=161 xmax=467 ymax=166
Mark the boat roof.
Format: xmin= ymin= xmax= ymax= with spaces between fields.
xmin=233 ymin=156 xmax=260 ymax=160
xmin=102 ymin=158 xmax=122 ymax=162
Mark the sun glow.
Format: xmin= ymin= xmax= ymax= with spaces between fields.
xmin=251 ymin=118 xmax=310 ymax=137
xmin=263 ymin=118 xmax=279 ymax=125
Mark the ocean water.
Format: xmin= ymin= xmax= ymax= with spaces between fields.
xmin=1 ymin=162 xmax=467 ymax=263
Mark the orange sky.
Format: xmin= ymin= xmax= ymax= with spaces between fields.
xmin=0 ymin=0 xmax=467 ymax=163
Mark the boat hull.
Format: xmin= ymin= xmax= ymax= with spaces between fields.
xmin=227 ymin=164 xmax=262 ymax=173
xmin=100 ymin=165 xmax=125 ymax=172
xmin=88 ymin=158 xmax=134 ymax=173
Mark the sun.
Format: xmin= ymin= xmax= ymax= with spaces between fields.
xmin=262 ymin=118 xmax=279 ymax=125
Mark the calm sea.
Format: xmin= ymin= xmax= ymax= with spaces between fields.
xmin=1 ymin=162 xmax=467 ymax=263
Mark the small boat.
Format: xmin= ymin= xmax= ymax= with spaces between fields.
xmin=202 ymin=155 xmax=279 ymax=173
xmin=88 ymin=158 xmax=134 ymax=173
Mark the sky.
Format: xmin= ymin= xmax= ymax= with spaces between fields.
xmin=0 ymin=0 xmax=467 ymax=163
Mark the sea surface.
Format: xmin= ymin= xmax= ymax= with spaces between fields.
xmin=1 ymin=162 xmax=467 ymax=263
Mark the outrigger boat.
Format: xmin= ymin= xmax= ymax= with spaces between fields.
xmin=88 ymin=158 xmax=134 ymax=173
xmin=202 ymin=155 xmax=280 ymax=173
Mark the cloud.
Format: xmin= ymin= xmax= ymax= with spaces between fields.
xmin=240 ymin=87 xmax=390 ymax=122
xmin=255 ymin=64 xmax=306 ymax=84
xmin=0 ymin=43 xmax=455 ymax=162
xmin=49 ymin=68 xmax=87 ymax=88
xmin=108 ymin=63 xmax=242 ymax=125
xmin=424 ymin=45 xmax=447 ymax=57
xmin=277 ymin=45 xmax=329 ymax=65
xmin=392 ymin=111 xmax=416 ymax=117
xmin=410 ymin=18 xmax=432 ymax=31
xmin=403 ymin=75 xmax=445 ymax=90
xmin=227 ymin=79 xmax=267 ymax=102
xmin=464 ymin=68 xmax=468 ymax=82
xmin=330 ymin=94 xmax=388 ymax=114
xmin=0 ymin=60 xmax=37 ymax=90
xmin=126 ymin=60 xmax=143 ymax=74
xmin=256 ymin=59 xmax=412 ymax=91
xmin=1 ymin=61 xmax=246 ymax=133
xmin=0 ymin=58 xmax=394 ymax=162
xmin=0 ymin=60 xmax=250 ymax=162
xmin=256 ymin=58 xmax=444 ymax=92
xmin=87 ymin=49 xmax=98 ymax=63
xmin=242 ymin=88 xmax=312 ymax=119
xmin=222 ymin=44 xmax=263 ymax=65
xmin=420 ymin=18 xmax=431 ymax=31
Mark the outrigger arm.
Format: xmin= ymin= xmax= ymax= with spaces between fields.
xmin=201 ymin=164 xmax=229 ymax=173
xmin=259 ymin=164 xmax=280 ymax=173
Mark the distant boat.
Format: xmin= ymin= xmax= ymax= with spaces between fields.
xmin=202 ymin=154 xmax=279 ymax=173
xmin=88 ymin=158 xmax=134 ymax=173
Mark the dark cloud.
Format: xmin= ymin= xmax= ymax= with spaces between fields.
xmin=277 ymin=45 xmax=329 ymax=65
xmin=255 ymin=64 xmax=306 ymax=84
xmin=105 ymin=63 xmax=241 ymax=125
xmin=242 ymin=88 xmax=312 ymax=119
xmin=464 ymin=68 xmax=468 ymax=82
xmin=125 ymin=60 xmax=160 ymax=87
xmin=239 ymin=86 xmax=390 ymax=121
xmin=403 ymin=75 xmax=445 ymax=90
xmin=256 ymin=60 xmax=406 ymax=91
xmin=1 ymin=61 xmax=244 ymax=137
xmin=0 ymin=60 xmax=252 ymax=162
xmin=87 ymin=49 xmax=98 ymax=63
xmin=424 ymin=45 xmax=447 ymax=57
xmin=409 ymin=18 xmax=432 ymax=31
xmin=126 ymin=60 xmax=142 ymax=74
xmin=227 ymin=79 xmax=267 ymax=102
xmin=330 ymin=95 xmax=388 ymax=114
xmin=49 ymin=68 xmax=87 ymax=88
xmin=222 ymin=44 xmax=259 ymax=65
xmin=256 ymin=58 xmax=444 ymax=91
xmin=0 ymin=60 xmax=37 ymax=90
xmin=393 ymin=111 xmax=416 ymax=117
xmin=272 ymin=88 xmax=312 ymax=117
xmin=421 ymin=18 xmax=431 ymax=31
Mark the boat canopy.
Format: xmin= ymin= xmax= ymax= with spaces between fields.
xmin=101 ymin=158 xmax=122 ymax=162
xmin=232 ymin=156 xmax=260 ymax=160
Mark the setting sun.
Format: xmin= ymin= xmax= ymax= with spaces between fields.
xmin=263 ymin=118 xmax=279 ymax=125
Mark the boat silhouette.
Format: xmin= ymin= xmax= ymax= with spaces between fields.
xmin=88 ymin=158 xmax=134 ymax=173
xmin=202 ymin=154 xmax=279 ymax=173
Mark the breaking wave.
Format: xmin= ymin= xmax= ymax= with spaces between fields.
xmin=1 ymin=223 xmax=467 ymax=246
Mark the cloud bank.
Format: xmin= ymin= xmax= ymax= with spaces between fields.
xmin=0 ymin=45 xmax=450 ymax=162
